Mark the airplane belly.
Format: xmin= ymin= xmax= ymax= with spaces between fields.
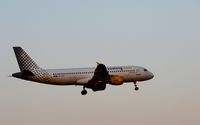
xmin=51 ymin=76 xmax=78 ymax=85
xmin=28 ymin=75 xmax=76 ymax=85
xmin=46 ymin=75 xmax=90 ymax=85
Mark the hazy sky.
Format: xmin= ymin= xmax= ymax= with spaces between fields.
xmin=0 ymin=0 xmax=200 ymax=125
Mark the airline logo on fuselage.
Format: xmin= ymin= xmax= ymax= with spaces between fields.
xmin=107 ymin=66 xmax=133 ymax=71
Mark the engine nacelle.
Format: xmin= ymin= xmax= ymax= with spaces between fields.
xmin=109 ymin=76 xmax=124 ymax=85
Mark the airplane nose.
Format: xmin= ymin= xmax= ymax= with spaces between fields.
xmin=149 ymin=72 xmax=154 ymax=79
xmin=147 ymin=72 xmax=154 ymax=80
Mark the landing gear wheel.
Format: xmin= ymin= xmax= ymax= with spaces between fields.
xmin=135 ymin=87 xmax=139 ymax=91
xmin=81 ymin=90 xmax=87 ymax=95
xmin=134 ymin=82 xmax=139 ymax=91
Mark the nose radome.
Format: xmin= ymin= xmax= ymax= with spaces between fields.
xmin=149 ymin=72 xmax=154 ymax=79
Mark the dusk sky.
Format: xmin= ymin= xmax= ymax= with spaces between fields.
xmin=0 ymin=0 xmax=200 ymax=125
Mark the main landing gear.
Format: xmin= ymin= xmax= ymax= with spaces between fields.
xmin=134 ymin=82 xmax=139 ymax=91
xmin=81 ymin=86 xmax=87 ymax=95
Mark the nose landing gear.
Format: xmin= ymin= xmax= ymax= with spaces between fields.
xmin=134 ymin=82 xmax=139 ymax=91
xmin=81 ymin=86 xmax=87 ymax=95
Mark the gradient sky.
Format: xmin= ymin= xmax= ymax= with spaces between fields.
xmin=0 ymin=0 xmax=200 ymax=125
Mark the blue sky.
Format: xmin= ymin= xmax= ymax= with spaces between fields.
xmin=0 ymin=0 xmax=200 ymax=125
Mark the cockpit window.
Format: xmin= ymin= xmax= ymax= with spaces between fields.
xmin=144 ymin=69 xmax=148 ymax=71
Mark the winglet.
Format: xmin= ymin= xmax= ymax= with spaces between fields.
xmin=96 ymin=61 xmax=101 ymax=65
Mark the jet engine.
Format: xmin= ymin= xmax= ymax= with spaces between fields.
xmin=109 ymin=76 xmax=124 ymax=85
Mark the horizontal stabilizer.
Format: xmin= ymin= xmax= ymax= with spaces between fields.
xmin=22 ymin=70 xmax=35 ymax=76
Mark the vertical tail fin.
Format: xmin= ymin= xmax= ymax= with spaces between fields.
xmin=13 ymin=47 xmax=40 ymax=71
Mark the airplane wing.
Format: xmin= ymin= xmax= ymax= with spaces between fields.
xmin=85 ymin=63 xmax=111 ymax=91
xmin=92 ymin=63 xmax=110 ymax=83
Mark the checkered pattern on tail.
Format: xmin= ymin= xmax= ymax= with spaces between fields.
xmin=13 ymin=47 xmax=40 ymax=71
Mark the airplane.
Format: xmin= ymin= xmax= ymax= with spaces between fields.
xmin=12 ymin=47 xmax=154 ymax=95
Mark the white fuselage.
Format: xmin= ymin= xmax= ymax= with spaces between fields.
xmin=42 ymin=65 xmax=153 ymax=85
xmin=13 ymin=65 xmax=154 ymax=86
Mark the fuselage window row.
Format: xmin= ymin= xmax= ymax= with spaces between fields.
xmin=53 ymin=70 xmax=136 ymax=77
